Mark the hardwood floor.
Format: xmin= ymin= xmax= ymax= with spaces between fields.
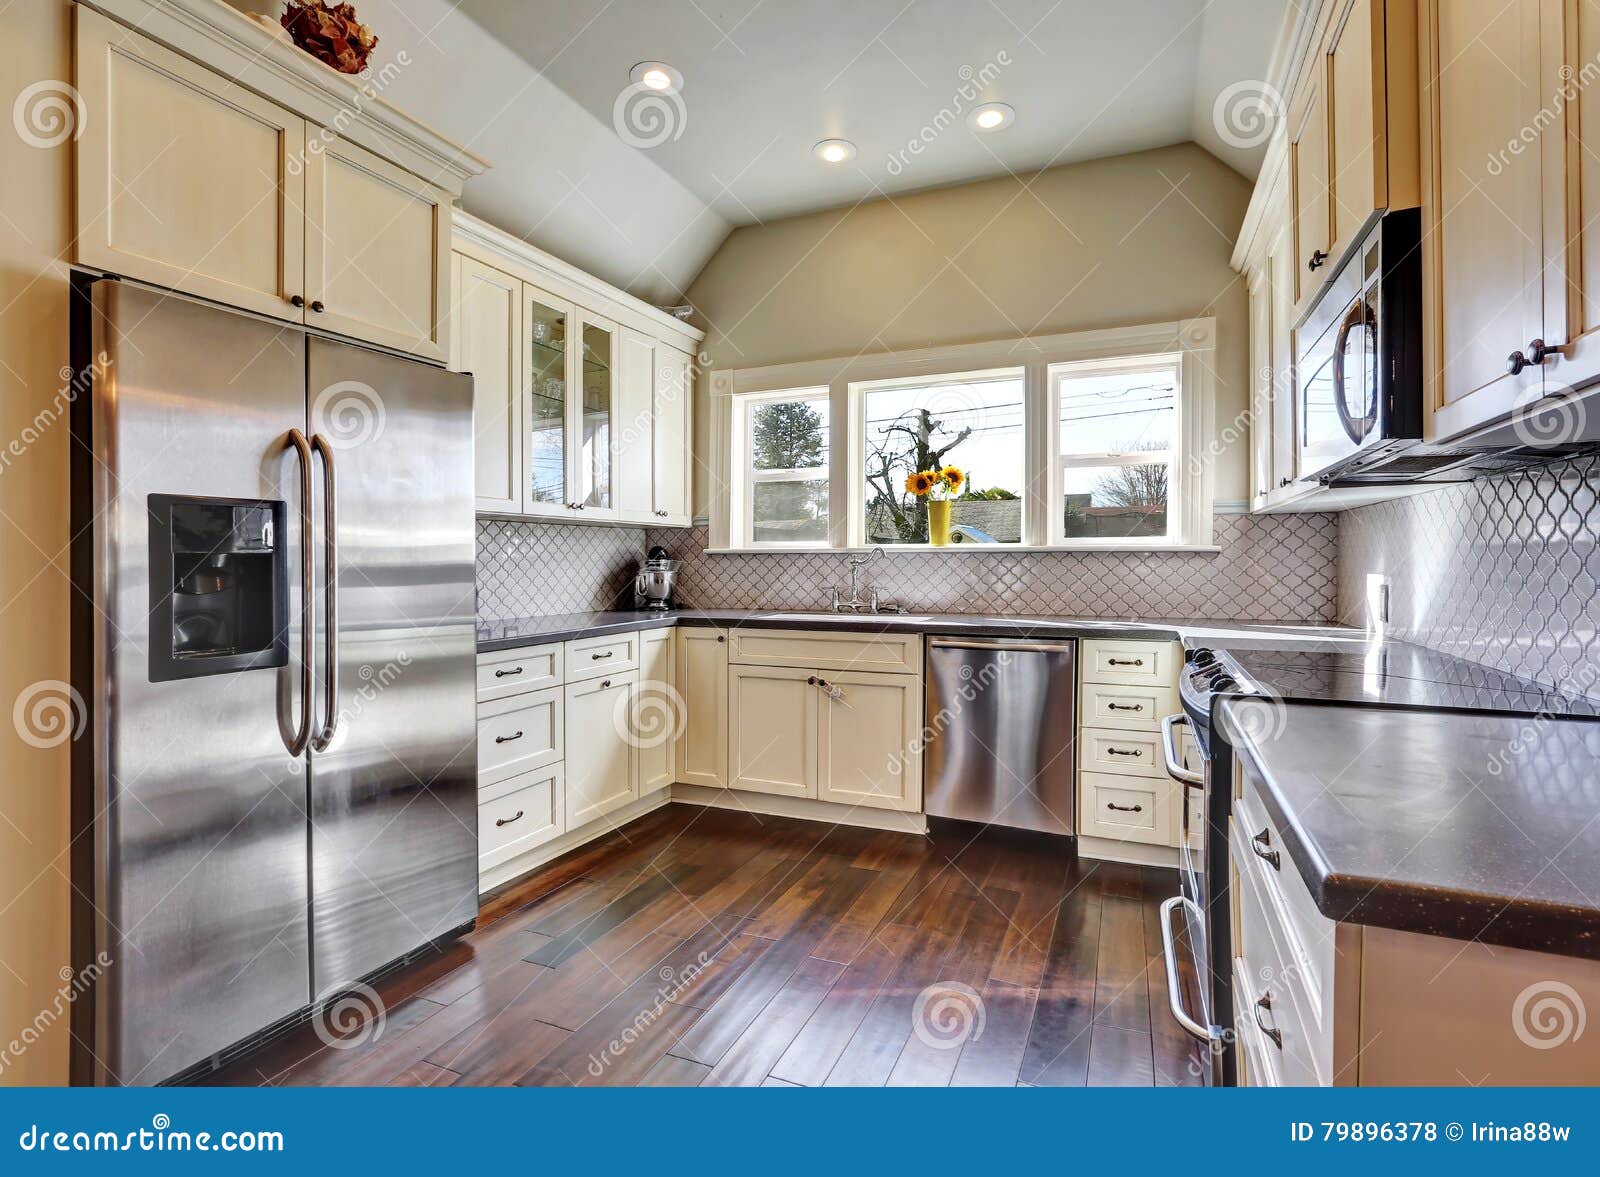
xmin=211 ymin=804 xmax=1208 ymax=1088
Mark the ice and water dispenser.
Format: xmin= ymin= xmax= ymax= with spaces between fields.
xmin=147 ymin=494 xmax=288 ymax=682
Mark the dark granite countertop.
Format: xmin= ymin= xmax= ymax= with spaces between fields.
xmin=476 ymin=608 xmax=1363 ymax=653
xmin=1223 ymin=700 xmax=1600 ymax=960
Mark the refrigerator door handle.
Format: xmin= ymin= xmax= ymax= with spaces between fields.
xmin=286 ymin=429 xmax=315 ymax=756
xmin=310 ymin=433 xmax=339 ymax=752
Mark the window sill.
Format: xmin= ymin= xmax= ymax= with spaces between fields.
xmin=703 ymin=544 xmax=1224 ymax=555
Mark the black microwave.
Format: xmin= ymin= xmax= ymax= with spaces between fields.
xmin=1294 ymin=209 xmax=1422 ymax=483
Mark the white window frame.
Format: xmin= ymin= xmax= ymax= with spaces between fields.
xmin=707 ymin=318 xmax=1215 ymax=552
xmin=1049 ymin=351 xmax=1184 ymax=548
xmin=727 ymin=385 xmax=832 ymax=549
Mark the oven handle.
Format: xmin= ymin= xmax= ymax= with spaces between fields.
xmin=1161 ymin=713 xmax=1205 ymax=786
xmin=1159 ymin=895 xmax=1219 ymax=1044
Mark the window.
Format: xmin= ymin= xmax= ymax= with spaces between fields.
xmin=711 ymin=320 xmax=1213 ymax=551
xmin=857 ymin=368 xmax=1025 ymax=544
xmin=735 ymin=388 xmax=830 ymax=546
xmin=1053 ymin=354 xmax=1180 ymax=543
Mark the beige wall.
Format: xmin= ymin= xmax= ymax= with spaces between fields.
xmin=0 ymin=0 xmax=75 ymax=1085
xmin=684 ymin=142 xmax=1254 ymax=517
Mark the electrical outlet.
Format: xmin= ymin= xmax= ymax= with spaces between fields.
xmin=1365 ymin=572 xmax=1391 ymax=629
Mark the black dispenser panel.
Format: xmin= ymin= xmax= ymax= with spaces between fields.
xmin=148 ymin=494 xmax=288 ymax=683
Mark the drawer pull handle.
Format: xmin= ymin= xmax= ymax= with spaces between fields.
xmin=1106 ymin=747 xmax=1141 ymax=757
xmin=494 ymin=730 xmax=524 ymax=744
xmin=1107 ymin=801 xmax=1144 ymax=814
xmin=495 ymin=810 xmax=524 ymax=828
xmin=591 ymin=651 xmax=615 ymax=660
xmin=494 ymin=667 xmax=524 ymax=678
xmin=1254 ymin=992 xmax=1283 ymax=1050
xmin=599 ymin=678 xmax=612 ymax=688
xmin=1108 ymin=658 xmax=1145 ymax=667
xmin=1106 ymin=702 xmax=1144 ymax=712
xmin=1251 ymin=827 xmax=1281 ymax=871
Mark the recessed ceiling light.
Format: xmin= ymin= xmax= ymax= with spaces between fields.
xmin=968 ymin=103 xmax=1015 ymax=132
xmin=813 ymin=138 xmax=856 ymax=164
xmin=629 ymin=61 xmax=682 ymax=92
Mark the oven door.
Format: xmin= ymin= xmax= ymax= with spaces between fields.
xmin=1159 ymin=713 xmax=1220 ymax=1074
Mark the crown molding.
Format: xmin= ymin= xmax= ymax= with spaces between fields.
xmin=451 ymin=209 xmax=706 ymax=350
xmin=77 ymin=0 xmax=490 ymax=196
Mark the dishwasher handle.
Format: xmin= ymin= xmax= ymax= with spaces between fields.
xmin=929 ymin=638 xmax=1077 ymax=654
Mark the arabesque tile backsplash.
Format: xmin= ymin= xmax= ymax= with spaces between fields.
xmin=476 ymin=513 xmax=1340 ymax=623
xmin=1338 ymin=456 xmax=1600 ymax=698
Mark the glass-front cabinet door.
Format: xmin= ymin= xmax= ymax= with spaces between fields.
xmin=575 ymin=312 xmax=618 ymax=517
xmin=522 ymin=287 xmax=571 ymax=516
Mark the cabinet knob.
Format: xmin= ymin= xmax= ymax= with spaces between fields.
xmin=289 ymin=294 xmax=306 ymax=308
xmin=716 ymin=635 xmax=725 ymax=644
xmin=310 ymin=300 xmax=325 ymax=314
xmin=1307 ymin=249 xmax=1328 ymax=272
xmin=1509 ymin=349 xmax=1529 ymax=376
xmin=1278 ymin=477 xmax=1292 ymax=488
xmin=1528 ymin=338 xmax=1554 ymax=365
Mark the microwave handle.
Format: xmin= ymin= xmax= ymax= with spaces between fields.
xmin=1331 ymin=297 xmax=1377 ymax=444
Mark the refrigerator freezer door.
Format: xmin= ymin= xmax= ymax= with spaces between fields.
xmin=305 ymin=336 xmax=478 ymax=996
xmin=83 ymin=281 xmax=313 ymax=1083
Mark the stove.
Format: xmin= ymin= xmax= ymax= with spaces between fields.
xmin=1160 ymin=636 xmax=1597 ymax=1085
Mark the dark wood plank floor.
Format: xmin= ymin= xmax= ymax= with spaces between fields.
xmin=212 ymin=804 xmax=1208 ymax=1087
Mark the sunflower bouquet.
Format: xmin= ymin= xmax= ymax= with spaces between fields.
xmin=903 ymin=465 xmax=965 ymax=502
xmin=904 ymin=466 xmax=965 ymax=545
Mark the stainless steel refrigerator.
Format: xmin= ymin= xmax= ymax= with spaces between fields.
xmin=70 ymin=278 xmax=478 ymax=1085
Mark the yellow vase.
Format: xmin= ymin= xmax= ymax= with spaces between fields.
xmin=928 ymin=499 xmax=952 ymax=547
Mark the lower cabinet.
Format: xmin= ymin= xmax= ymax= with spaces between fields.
xmin=564 ymin=671 xmax=638 ymax=828
xmin=676 ymin=627 xmax=728 ymax=788
xmin=728 ymin=664 xmax=817 ymax=798
xmin=816 ymin=670 xmax=921 ymax=812
xmin=479 ymin=764 xmax=564 ymax=875
xmin=637 ymin=629 xmax=677 ymax=795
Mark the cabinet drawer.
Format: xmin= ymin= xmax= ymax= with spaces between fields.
xmin=1081 ymin=639 xmax=1180 ymax=685
xmin=1079 ymin=772 xmax=1172 ymax=845
xmin=479 ymin=765 xmax=563 ymax=870
xmin=478 ymin=686 xmax=563 ymax=785
xmin=1080 ymin=681 xmax=1177 ymax=731
xmin=477 ymin=643 xmax=562 ymax=702
xmin=727 ymin=628 xmax=920 ymax=675
xmin=1078 ymin=726 xmax=1166 ymax=779
xmin=1234 ymin=774 xmax=1336 ymax=1033
xmin=1232 ymin=858 xmax=1327 ymax=1086
xmin=566 ymin=632 xmax=639 ymax=682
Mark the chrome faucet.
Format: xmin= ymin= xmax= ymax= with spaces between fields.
xmin=831 ymin=546 xmax=907 ymax=614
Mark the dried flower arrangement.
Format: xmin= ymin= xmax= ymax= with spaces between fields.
xmin=281 ymin=1 xmax=379 ymax=75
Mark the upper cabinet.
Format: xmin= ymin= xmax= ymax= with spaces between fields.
xmin=73 ymin=3 xmax=483 ymax=363
xmin=1288 ymin=0 xmax=1419 ymax=320
xmin=451 ymin=211 xmax=703 ymax=527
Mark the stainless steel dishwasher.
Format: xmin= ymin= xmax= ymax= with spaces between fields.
xmin=923 ymin=636 xmax=1077 ymax=835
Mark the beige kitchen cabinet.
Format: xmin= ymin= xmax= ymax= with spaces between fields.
xmin=564 ymin=672 xmax=637 ymax=828
xmin=816 ymin=670 xmax=922 ymax=812
xmin=1227 ymin=755 xmax=1600 ymax=1086
xmin=75 ymin=6 xmax=306 ymax=323
xmin=676 ymin=627 xmax=728 ymax=788
xmin=75 ymin=7 xmax=453 ymax=361
xmin=1288 ymin=0 xmax=1418 ymax=318
xmin=574 ymin=312 xmax=620 ymax=518
xmin=453 ymin=257 xmax=524 ymax=512
xmin=522 ymin=284 xmax=578 ymax=518
xmin=653 ymin=346 xmax=694 ymax=525
xmin=452 ymin=211 xmax=703 ymax=527
xmin=1289 ymin=67 xmax=1332 ymax=310
xmin=727 ymin=663 xmax=818 ymax=799
xmin=617 ymin=329 xmax=658 ymax=521
xmin=304 ymin=135 xmax=452 ymax=362
xmin=637 ymin=630 xmax=677 ymax=795
xmin=1419 ymin=0 xmax=1553 ymax=440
